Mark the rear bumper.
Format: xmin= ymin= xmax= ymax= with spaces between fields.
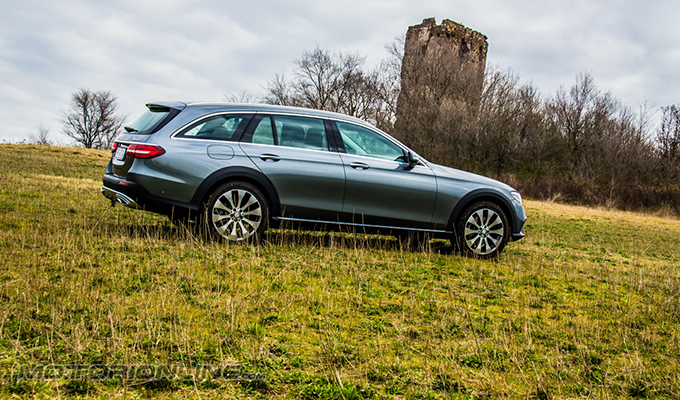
xmin=102 ymin=173 xmax=197 ymax=217
xmin=102 ymin=174 xmax=145 ymax=209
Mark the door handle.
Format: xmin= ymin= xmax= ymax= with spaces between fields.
xmin=350 ymin=162 xmax=370 ymax=170
xmin=259 ymin=154 xmax=281 ymax=162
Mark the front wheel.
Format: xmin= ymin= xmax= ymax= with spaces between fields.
xmin=453 ymin=201 xmax=509 ymax=259
xmin=204 ymin=181 xmax=269 ymax=243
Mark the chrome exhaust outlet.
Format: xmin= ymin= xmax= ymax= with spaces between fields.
xmin=101 ymin=187 xmax=141 ymax=209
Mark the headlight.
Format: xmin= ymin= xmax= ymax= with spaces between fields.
xmin=511 ymin=191 xmax=522 ymax=205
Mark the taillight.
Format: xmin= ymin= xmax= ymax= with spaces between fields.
xmin=126 ymin=144 xmax=166 ymax=159
xmin=111 ymin=142 xmax=118 ymax=152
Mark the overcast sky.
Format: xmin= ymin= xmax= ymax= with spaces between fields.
xmin=1 ymin=0 xmax=679 ymax=144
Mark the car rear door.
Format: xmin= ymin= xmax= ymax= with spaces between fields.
xmin=239 ymin=114 xmax=345 ymax=221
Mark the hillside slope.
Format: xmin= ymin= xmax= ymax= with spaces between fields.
xmin=1 ymin=144 xmax=679 ymax=399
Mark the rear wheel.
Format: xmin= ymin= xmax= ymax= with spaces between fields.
xmin=453 ymin=201 xmax=509 ymax=259
xmin=204 ymin=181 xmax=268 ymax=243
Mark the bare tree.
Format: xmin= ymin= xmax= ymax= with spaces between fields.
xmin=293 ymin=47 xmax=362 ymax=111
xmin=370 ymin=39 xmax=404 ymax=132
xmin=546 ymin=72 xmax=618 ymax=177
xmin=224 ymin=90 xmax=260 ymax=103
xmin=61 ymin=89 xmax=125 ymax=149
xmin=29 ymin=124 xmax=53 ymax=146
xmin=472 ymin=68 xmax=544 ymax=175
xmin=261 ymin=44 xmax=677 ymax=214
xmin=263 ymin=47 xmax=394 ymax=129
xmin=393 ymin=41 xmax=484 ymax=167
xmin=263 ymin=72 xmax=300 ymax=107
xmin=657 ymin=104 xmax=680 ymax=184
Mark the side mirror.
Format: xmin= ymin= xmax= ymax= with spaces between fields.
xmin=406 ymin=151 xmax=418 ymax=167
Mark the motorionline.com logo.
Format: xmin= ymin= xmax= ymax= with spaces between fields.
xmin=5 ymin=364 xmax=266 ymax=382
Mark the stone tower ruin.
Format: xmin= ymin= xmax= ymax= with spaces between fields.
xmin=394 ymin=18 xmax=489 ymax=165
xmin=401 ymin=18 xmax=488 ymax=83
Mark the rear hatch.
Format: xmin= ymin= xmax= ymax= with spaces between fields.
xmin=111 ymin=103 xmax=183 ymax=177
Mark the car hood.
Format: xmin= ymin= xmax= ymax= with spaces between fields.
xmin=427 ymin=163 xmax=515 ymax=192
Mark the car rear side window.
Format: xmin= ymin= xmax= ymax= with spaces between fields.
xmin=250 ymin=116 xmax=275 ymax=145
xmin=273 ymin=115 xmax=328 ymax=151
xmin=176 ymin=114 xmax=252 ymax=141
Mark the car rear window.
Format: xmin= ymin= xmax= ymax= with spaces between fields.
xmin=125 ymin=104 xmax=180 ymax=135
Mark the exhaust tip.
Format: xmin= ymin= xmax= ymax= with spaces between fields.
xmin=101 ymin=186 xmax=141 ymax=210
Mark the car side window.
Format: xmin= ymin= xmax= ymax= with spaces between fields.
xmin=176 ymin=114 xmax=252 ymax=141
xmin=273 ymin=115 xmax=328 ymax=151
xmin=336 ymin=122 xmax=405 ymax=162
xmin=250 ymin=115 xmax=275 ymax=145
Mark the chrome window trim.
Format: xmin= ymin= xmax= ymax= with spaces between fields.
xmin=243 ymin=140 xmax=426 ymax=166
xmin=170 ymin=111 xmax=256 ymax=141
xmin=166 ymin=110 xmax=427 ymax=164
xmin=338 ymin=151 xmax=429 ymax=168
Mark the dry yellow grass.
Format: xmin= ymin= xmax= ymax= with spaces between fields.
xmin=0 ymin=144 xmax=679 ymax=399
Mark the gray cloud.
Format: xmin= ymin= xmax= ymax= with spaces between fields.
xmin=1 ymin=0 xmax=679 ymax=143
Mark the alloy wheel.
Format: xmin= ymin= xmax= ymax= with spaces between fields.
xmin=463 ymin=208 xmax=505 ymax=256
xmin=211 ymin=189 xmax=263 ymax=241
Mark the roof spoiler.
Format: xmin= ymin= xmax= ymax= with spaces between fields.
xmin=145 ymin=101 xmax=187 ymax=112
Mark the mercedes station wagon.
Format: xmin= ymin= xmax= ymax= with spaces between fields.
xmin=102 ymin=102 xmax=526 ymax=258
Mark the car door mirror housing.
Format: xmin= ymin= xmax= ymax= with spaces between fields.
xmin=406 ymin=151 xmax=419 ymax=167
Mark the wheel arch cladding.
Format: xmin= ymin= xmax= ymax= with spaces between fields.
xmin=448 ymin=189 xmax=514 ymax=234
xmin=190 ymin=166 xmax=281 ymax=217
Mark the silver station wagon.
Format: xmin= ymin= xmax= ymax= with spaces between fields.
xmin=102 ymin=102 xmax=526 ymax=258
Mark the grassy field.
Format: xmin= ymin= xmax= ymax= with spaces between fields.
xmin=0 ymin=143 xmax=679 ymax=399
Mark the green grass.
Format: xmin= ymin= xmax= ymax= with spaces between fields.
xmin=0 ymin=143 xmax=679 ymax=399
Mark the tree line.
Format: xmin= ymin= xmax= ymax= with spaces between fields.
xmin=259 ymin=46 xmax=680 ymax=215
xmin=54 ymin=45 xmax=680 ymax=215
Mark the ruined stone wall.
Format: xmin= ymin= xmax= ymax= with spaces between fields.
xmin=402 ymin=18 xmax=488 ymax=82
xmin=393 ymin=18 xmax=489 ymax=166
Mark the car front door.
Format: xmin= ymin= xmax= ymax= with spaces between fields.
xmin=239 ymin=114 xmax=345 ymax=221
xmin=334 ymin=121 xmax=438 ymax=229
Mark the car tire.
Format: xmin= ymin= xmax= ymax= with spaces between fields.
xmin=204 ymin=181 xmax=268 ymax=243
xmin=453 ymin=201 xmax=509 ymax=259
